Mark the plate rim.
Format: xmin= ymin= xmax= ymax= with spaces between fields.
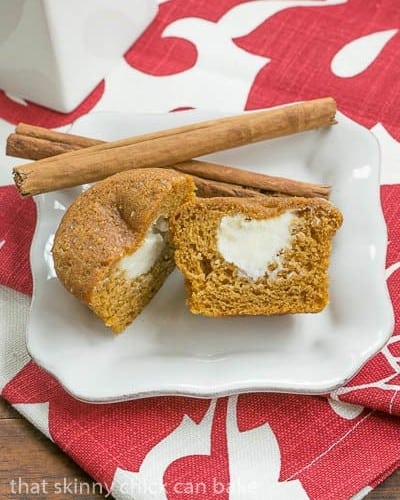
xmin=25 ymin=109 xmax=394 ymax=403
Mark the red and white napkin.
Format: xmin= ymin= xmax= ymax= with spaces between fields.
xmin=1 ymin=1 xmax=400 ymax=498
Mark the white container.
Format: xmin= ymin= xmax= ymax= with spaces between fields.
xmin=0 ymin=0 xmax=158 ymax=112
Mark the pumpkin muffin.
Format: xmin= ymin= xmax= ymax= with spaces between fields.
xmin=170 ymin=196 xmax=342 ymax=317
xmin=52 ymin=168 xmax=195 ymax=333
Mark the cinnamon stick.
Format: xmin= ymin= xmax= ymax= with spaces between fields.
xmin=173 ymin=161 xmax=329 ymax=199
xmin=7 ymin=129 xmax=272 ymax=199
xmin=7 ymin=133 xmax=81 ymax=160
xmin=14 ymin=123 xmax=99 ymax=148
xmin=8 ymin=124 xmax=331 ymax=199
xmin=11 ymin=98 xmax=336 ymax=197
xmin=190 ymin=175 xmax=266 ymax=199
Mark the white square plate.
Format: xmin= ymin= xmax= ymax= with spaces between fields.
xmin=27 ymin=109 xmax=394 ymax=402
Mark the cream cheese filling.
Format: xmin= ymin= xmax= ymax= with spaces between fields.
xmin=216 ymin=212 xmax=297 ymax=280
xmin=117 ymin=216 xmax=168 ymax=279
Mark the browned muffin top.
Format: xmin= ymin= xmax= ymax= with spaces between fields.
xmin=53 ymin=168 xmax=195 ymax=302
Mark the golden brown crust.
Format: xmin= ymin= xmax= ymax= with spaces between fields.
xmin=53 ymin=168 xmax=195 ymax=331
xmin=170 ymin=196 xmax=343 ymax=317
xmin=172 ymin=195 xmax=342 ymax=221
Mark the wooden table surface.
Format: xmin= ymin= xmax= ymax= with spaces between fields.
xmin=0 ymin=397 xmax=399 ymax=499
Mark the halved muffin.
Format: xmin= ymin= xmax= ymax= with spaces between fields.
xmin=52 ymin=168 xmax=195 ymax=332
xmin=170 ymin=196 xmax=343 ymax=317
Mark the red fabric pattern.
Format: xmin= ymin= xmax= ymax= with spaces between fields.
xmin=4 ymin=361 xmax=400 ymax=500
xmin=240 ymin=0 xmax=400 ymax=139
xmin=125 ymin=0 xmax=400 ymax=139
xmin=126 ymin=0 xmax=249 ymax=76
xmin=0 ymin=186 xmax=35 ymax=294
xmin=3 ymin=361 xmax=211 ymax=489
